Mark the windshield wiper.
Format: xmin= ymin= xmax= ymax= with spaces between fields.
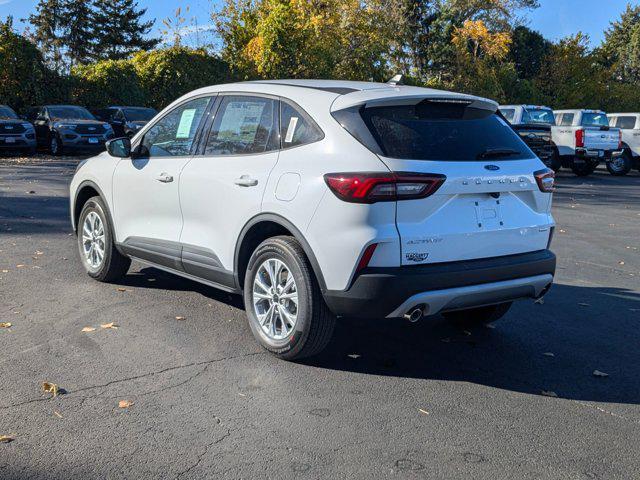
xmin=477 ymin=148 xmax=520 ymax=159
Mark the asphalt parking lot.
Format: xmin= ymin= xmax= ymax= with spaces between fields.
xmin=1 ymin=156 xmax=639 ymax=479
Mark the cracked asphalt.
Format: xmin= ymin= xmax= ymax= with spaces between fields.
xmin=1 ymin=156 xmax=639 ymax=479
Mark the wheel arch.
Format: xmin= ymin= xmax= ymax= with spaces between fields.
xmin=72 ymin=181 xmax=117 ymax=240
xmin=234 ymin=213 xmax=327 ymax=293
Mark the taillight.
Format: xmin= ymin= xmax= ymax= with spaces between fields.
xmin=323 ymin=172 xmax=446 ymax=204
xmin=534 ymin=168 xmax=555 ymax=193
xmin=575 ymin=129 xmax=585 ymax=148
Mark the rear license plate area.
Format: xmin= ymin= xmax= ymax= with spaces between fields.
xmin=474 ymin=197 xmax=504 ymax=230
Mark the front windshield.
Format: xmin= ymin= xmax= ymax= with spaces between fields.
xmin=49 ymin=106 xmax=95 ymax=121
xmin=0 ymin=106 xmax=18 ymax=120
xmin=123 ymin=108 xmax=157 ymax=121
xmin=582 ymin=112 xmax=609 ymax=127
xmin=522 ymin=108 xmax=555 ymax=125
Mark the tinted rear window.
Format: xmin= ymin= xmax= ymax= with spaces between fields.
xmin=357 ymin=101 xmax=531 ymax=161
xmin=615 ymin=116 xmax=637 ymax=129
xmin=581 ymin=112 xmax=609 ymax=127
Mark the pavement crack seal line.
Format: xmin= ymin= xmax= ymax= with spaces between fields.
xmin=175 ymin=428 xmax=232 ymax=479
xmin=574 ymin=401 xmax=640 ymax=425
xmin=0 ymin=351 xmax=265 ymax=410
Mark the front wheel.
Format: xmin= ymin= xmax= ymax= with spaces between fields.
xmin=443 ymin=302 xmax=513 ymax=327
xmin=243 ymin=236 xmax=336 ymax=360
xmin=77 ymin=196 xmax=131 ymax=282
xmin=49 ymin=133 xmax=63 ymax=156
xmin=606 ymin=152 xmax=632 ymax=176
xmin=570 ymin=159 xmax=598 ymax=177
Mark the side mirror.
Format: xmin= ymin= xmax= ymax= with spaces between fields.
xmin=106 ymin=137 xmax=131 ymax=158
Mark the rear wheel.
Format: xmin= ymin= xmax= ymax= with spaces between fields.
xmin=444 ymin=302 xmax=512 ymax=327
xmin=49 ymin=133 xmax=63 ymax=156
xmin=548 ymin=147 xmax=562 ymax=172
xmin=77 ymin=196 xmax=131 ymax=282
xmin=570 ymin=158 xmax=597 ymax=176
xmin=606 ymin=151 xmax=632 ymax=176
xmin=243 ymin=236 xmax=336 ymax=360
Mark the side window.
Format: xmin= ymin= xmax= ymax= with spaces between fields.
xmin=140 ymin=96 xmax=211 ymax=157
xmin=205 ymin=95 xmax=278 ymax=155
xmin=280 ymin=101 xmax=324 ymax=148
xmin=113 ymin=110 xmax=125 ymax=122
xmin=616 ymin=116 xmax=637 ymax=129
xmin=500 ymin=109 xmax=516 ymax=123
xmin=560 ymin=113 xmax=574 ymax=126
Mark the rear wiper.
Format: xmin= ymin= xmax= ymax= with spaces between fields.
xmin=477 ymin=148 xmax=520 ymax=159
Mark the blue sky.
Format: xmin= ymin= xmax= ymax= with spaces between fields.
xmin=1 ymin=0 xmax=638 ymax=48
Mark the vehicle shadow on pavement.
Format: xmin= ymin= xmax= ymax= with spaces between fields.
xmin=0 ymin=195 xmax=71 ymax=235
xmin=304 ymin=283 xmax=640 ymax=405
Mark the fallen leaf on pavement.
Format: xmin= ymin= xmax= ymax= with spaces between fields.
xmin=118 ymin=400 xmax=133 ymax=409
xmin=541 ymin=390 xmax=558 ymax=398
xmin=347 ymin=354 xmax=361 ymax=359
xmin=35 ymin=251 xmax=43 ymax=256
xmin=418 ymin=409 xmax=429 ymax=415
xmin=100 ymin=322 xmax=118 ymax=329
xmin=16 ymin=265 xmax=25 ymax=268
xmin=0 ymin=435 xmax=14 ymax=443
xmin=116 ymin=288 xmax=127 ymax=292
xmin=578 ymin=303 xmax=590 ymax=307
xmin=1 ymin=270 xmax=8 ymax=273
xmin=441 ymin=337 xmax=451 ymax=343
xmin=81 ymin=327 xmax=96 ymax=333
xmin=593 ymin=370 xmax=609 ymax=378
xmin=53 ymin=411 xmax=63 ymax=418
xmin=618 ymin=261 xmax=625 ymax=266
xmin=175 ymin=316 xmax=186 ymax=321
xmin=559 ymin=229 xmax=566 ymax=233
xmin=42 ymin=382 xmax=59 ymax=397
xmin=463 ymin=330 xmax=472 ymax=336
xmin=543 ymin=352 xmax=555 ymax=357
xmin=0 ymin=323 xmax=12 ymax=329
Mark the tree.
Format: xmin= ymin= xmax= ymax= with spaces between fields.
xmin=26 ymin=0 xmax=65 ymax=70
xmin=59 ymin=0 xmax=93 ymax=66
xmin=599 ymin=4 xmax=640 ymax=82
xmin=92 ymin=0 xmax=159 ymax=60
xmin=71 ymin=59 xmax=145 ymax=108
xmin=509 ymin=26 xmax=550 ymax=80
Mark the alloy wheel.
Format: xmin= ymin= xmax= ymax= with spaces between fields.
xmin=81 ymin=211 xmax=106 ymax=269
xmin=252 ymin=258 xmax=298 ymax=340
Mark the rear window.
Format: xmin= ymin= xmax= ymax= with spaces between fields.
xmin=558 ymin=113 xmax=574 ymax=126
xmin=343 ymin=101 xmax=532 ymax=161
xmin=615 ymin=116 xmax=637 ymax=129
xmin=581 ymin=112 xmax=609 ymax=127
xmin=522 ymin=108 xmax=555 ymax=125
xmin=499 ymin=108 xmax=516 ymax=123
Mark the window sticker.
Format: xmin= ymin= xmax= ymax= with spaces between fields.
xmin=176 ymin=109 xmax=197 ymax=139
xmin=285 ymin=117 xmax=299 ymax=143
xmin=217 ymin=102 xmax=266 ymax=144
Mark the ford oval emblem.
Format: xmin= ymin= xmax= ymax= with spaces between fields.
xmin=484 ymin=165 xmax=500 ymax=171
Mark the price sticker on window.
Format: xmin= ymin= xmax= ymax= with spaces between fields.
xmin=285 ymin=117 xmax=299 ymax=143
xmin=176 ymin=109 xmax=197 ymax=139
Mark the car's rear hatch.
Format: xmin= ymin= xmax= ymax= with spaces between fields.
xmin=332 ymin=90 xmax=554 ymax=266
xmin=583 ymin=127 xmax=620 ymax=151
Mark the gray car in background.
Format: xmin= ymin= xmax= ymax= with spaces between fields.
xmin=0 ymin=105 xmax=37 ymax=155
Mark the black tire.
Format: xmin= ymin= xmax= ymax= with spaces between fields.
xmin=606 ymin=151 xmax=632 ymax=176
xmin=243 ymin=236 xmax=336 ymax=360
xmin=77 ymin=196 xmax=131 ymax=282
xmin=570 ymin=159 xmax=597 ymax=177
xmin=548 ymin=147 xmax=562 ymax=172
xmin=443 ymin=302 xmax=513 ymax=327
xmin=49 ymin=133 xmax=63 ymax=156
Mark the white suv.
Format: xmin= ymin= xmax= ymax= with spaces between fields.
xmin=70 ymin=80 xmax=557 ymax=360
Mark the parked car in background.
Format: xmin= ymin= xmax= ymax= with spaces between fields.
xmin=0 ymin=105 xmax=37 ymax=155
xmin=94 ymin=106 xmax=158 ymax=138
xmin=608 ymin=113 xmax=640 ymax=173
xmin=27 ymin=105 xmax=115 ymax=155
xmin=70 ymin=80 xmax=556 ymax=360
xmin=552 ymin=109 xmax=626 ymax=176
xmin=499 ymin=105 xmax=560 ymax=171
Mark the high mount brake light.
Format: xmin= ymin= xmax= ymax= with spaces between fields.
xmin=323 ymin=172 xmax=446 ymax=204
xmin=575 ymin=129 xmax=585 ymax=148
xmin=534 ymin=168 xmax=555 ymax=193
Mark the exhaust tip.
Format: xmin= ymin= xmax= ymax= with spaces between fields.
xmin=404 ymin=307 xmax=424 ymax=323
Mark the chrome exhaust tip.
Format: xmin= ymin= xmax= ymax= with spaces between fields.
xmin=404 ymin=307 xmax=423 ymax=323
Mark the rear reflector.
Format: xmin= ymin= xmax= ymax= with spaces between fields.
xmin=324 ymin=172 xmax=446 ymax=204
xmin=356 ymin=243 xmax=378 ymax=272
xmin=534 ymin=168 xmax=555 ymax=193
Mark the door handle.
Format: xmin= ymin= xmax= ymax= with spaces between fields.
xmin=234 ymin=175 xmax=259 ymax=187
xmin=156 ymin=173 xmax=174 ymax=183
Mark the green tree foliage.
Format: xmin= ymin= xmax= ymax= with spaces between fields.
xmin=0 ymin=17 xmax=67 ymax=112
xmin=509 ymin=26 xmax=551 ymax=80
xmin=91 ymin=0 xmax=160 ymax=60
xmin=71 ymin=60 xmax=145 ymax=108
xmin=27 ymin=0 xmax=65 ymax=69
xmin=60 ymin=0 xmax=93 ymax=66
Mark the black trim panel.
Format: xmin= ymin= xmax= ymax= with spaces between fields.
xmin=323 ymin=250 xmax=556 ymax=318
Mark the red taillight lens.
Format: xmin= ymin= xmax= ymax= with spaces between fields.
xmin=534 ymin=168 xmax=555 ymax=193
xmin=323 ymin=172 xmax=446 ymax=204
xmin=575 ymin=129 xmax=585 ymax=148
xmin=356 ymin=243 xmax=378 ymax=272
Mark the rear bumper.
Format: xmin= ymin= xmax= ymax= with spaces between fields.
xmin=575 ymin=148 xmax=623 ymax=160
xmin=323 ymin=250 xmax=556 ymax=318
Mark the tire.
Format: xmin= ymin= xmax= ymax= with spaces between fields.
xmin=443 ymin=302 xmax=513 ymax=327
xmin=49 ymin=133 xmax=63 ymax=156
xmin=243 ymin=236 xmax=336 ymax=360
xmin=570 ymin=159 xmax=597 ymax=177
xmin=77 ymin=196 xmax=131 ymax=282
xmin=548 ymin=147 xmax=562 ymax=172
xmin=606 ymin=151 xmax=632 ymax=176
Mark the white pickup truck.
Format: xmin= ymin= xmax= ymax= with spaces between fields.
xmin=607 ymin=113 xmax=640 ymax=174
xmin=552 ymin=109 xmax=625 ymax=176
